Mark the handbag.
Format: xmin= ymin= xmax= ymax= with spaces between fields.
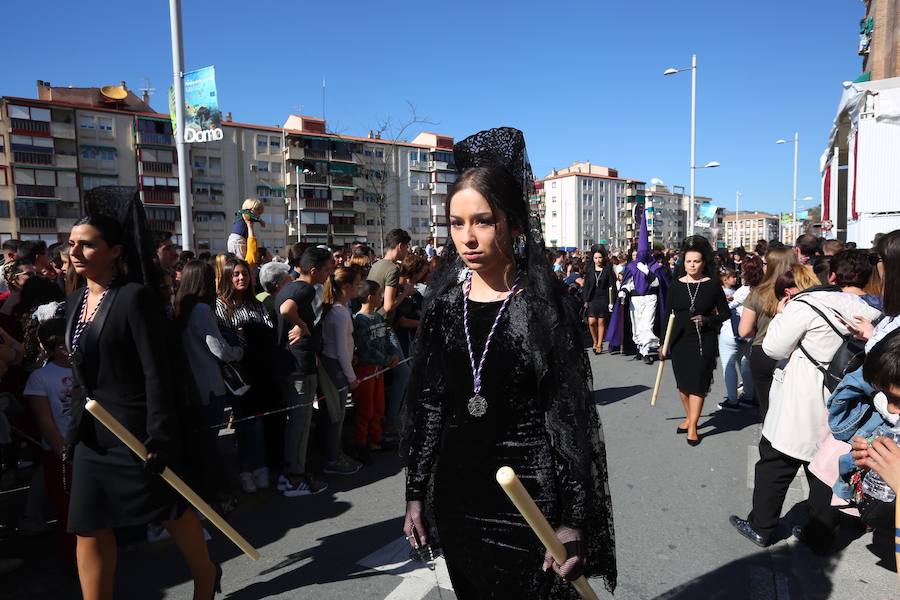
xmin=221 ymin=362 xmax=251 ymax=396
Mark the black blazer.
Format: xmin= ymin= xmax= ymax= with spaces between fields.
xmin=581 ymin=265 xmax=615 ymax=304
xmin=65 ymin=282 xmax=176 ymax=453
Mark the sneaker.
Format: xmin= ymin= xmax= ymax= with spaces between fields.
xmin=717 ymin=401 xmax=742 ymax=412
xmin=252 ymin=467 xmax=270 ymax=490
xmin=282 ymin=475 xmax=328 ymax=497
xmin=238 ymin=472 xmax=258 ymax=494
xmin=276 ymin=474 xmax=290 ymax=492
xmin=737 ymin=395 xmax=758 ymax=408
xmin=323 ymin=455 xmax=362 ymax=476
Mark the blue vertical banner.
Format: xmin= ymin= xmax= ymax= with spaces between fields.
xmin=695 ymin=202 xmax=718 ymax=229
xmin=180 ymin=66 xmax=223 ymax=143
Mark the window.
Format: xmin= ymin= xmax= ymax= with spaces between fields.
xmin=375 ymin=149 xmax=384 ymax=159
xmin=99 ymin=148 xmax=117 ymax=161
xmin=82 ymin=175 xmax=117 ymax=190
xmin=551 ymin=181 xmax=556 ymax=189
xmin=78 ymin=116 xmax=95 ymax=129
xmin=8 ymin=105 xmax=30 ymax=120
xmin=257 ymin=135 xmax=268 ymax=153
xmin=30 ymin=108 xmax=50 ymax=122
xmin=157 ymin=150 xmax=173 ymax=163
xmin=0 ymin=135 xmax=4 ymax=153
xmin=256 ymin=160 xmax=269 ymax=172
xmin=208 ymin=157 xmax=221 ymax=176
xmin=0 ymin=202 xmax=9 ymax=218
xmin=193 ymin=155 xmax=207 ymax=169
xmin=0 ymin=169 xmax=7 ymax=187
xmin=57 ymin=172 xmax=76 ymax=188
xmin=35 ymin=170 xmax=55 ymax=186
xmin=97 ymin=117 xmax=113 ymax=132
xmin=269 ymin=137 xmax=281 ymax=151
xmin=80 ymin=147 xmax=99 ymax=160
xmin=14 ymin=169 xmax=35 ymax=185
xmin=270 ymin=162 xmax=282 ymax=174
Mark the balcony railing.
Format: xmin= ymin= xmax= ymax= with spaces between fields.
xmin=306 ymin=173 xmax=328 ymax=185
xmin=332 ymin=200 xmax=354 ymax=210
xmin=142 ymin=189 xmax=177 ymax=204
xmin=13 ymin=151 xmax=53 ymax=165
xmin=141 ymin=161 xmax=175 ymax=175
xmin=19 ymin=216 xmax=57 ymax=231
xmin=10 ymin=119 xmax=50 ymax=134
xmin=331 ymin=151 xmax=353 ymax=162
xmin=301 ymin=198 xmax=329 ymax=210
xmin=147 ymin=219 xmax=177 ymax=233
xmin=331 ymin=175 xmax=354 ymax=187
xmin=138 ymin=131 xmax=175 ymax=146
xmin=332 ymin=223 xmax=356 ymax=234
xmin=305 ymin=224 xmax=328 ymax=234
xmin=16 ymin=184 xmax=56 ymax=198
xmin=303 ymin=148 xmax=328 ymax=160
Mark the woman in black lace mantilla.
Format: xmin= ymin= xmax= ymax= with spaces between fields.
xmin=401 ymin=128 xmax=616 ymax=599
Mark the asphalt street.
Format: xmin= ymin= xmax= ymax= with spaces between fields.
xmin=5 ymin=349 xmax=899 ymax=599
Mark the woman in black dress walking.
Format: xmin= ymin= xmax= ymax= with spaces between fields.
xmin=402 ymin=128 xmax=616 ymax=599
xmin=582 ymin=248 xmax=615 ymax=354
xmin=65 ymin=189 xmax=219 ymax=600
xmin=665 ymin=237 xmax=730 ymax=446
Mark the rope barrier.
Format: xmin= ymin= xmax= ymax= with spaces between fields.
xmin=206 ymin=356 xmax=413 ymax=430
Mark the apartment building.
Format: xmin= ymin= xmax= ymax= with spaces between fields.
xmin=859 ymin=0 xmax=900 ymax=81
xmin=722 ymin=212 xmax=779 ymax=249
xmin=282 ymin=115 xmax=455 ymax=252
xmin=540 ymin=162 xmax=644 ymax=251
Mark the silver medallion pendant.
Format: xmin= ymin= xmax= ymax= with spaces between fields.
xmin=468 ymin=394 xmax=488 ymax=417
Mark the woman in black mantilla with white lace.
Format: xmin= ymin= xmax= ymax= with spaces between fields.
xmin=401 ymin=128 xmax=616 ymax=599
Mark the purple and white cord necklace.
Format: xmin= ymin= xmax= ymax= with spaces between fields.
xmin=462 ymin=269 xmax=521 ymax=417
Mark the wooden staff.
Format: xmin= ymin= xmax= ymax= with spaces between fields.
xmin=496 ymin=467 xmax=599 ymax=600
xmin=651 ymin=313 xmax=676 ymax=407
xmin=85 ymin=399 xmax=260 ymax=561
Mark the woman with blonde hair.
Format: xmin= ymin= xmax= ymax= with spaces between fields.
xmin=227 ymin=198 xmax=265 ymax=262
xmin=738 ymin=247 xmax=798 ymax=419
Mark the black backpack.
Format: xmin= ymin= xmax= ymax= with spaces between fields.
xmin=792 ymin=298 xmax=869 ymax=393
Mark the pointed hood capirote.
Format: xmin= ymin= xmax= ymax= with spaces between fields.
xmin=401 ymin=127 xmax=617 ymax=593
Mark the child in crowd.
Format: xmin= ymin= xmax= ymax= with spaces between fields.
xmin=22 ymin=318 xmax=74 ymax=566
xmin=228 ymin=198 xmax=265 ymax=262
xmin=352 ymin=281 xmax=400 ymax=463
xmin=717 ymin=268 xmax=743 ymax=411
xmin=320 ymin=267 xmax=363 ymax=475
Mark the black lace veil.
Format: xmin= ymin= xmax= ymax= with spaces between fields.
xmin=83 ymin=186 xmax=160 ymax=290
xmin=401 ymin=128 xmax=617 ymax=592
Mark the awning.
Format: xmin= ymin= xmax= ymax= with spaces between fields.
xmin=329 ymin=163 xmax=358 ymax=175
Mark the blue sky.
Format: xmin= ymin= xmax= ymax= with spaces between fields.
xmin=6 ymin=1 xmax=863 ymax=215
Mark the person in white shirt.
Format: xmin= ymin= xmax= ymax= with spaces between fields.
xmin=320 ymin=266 xmax=363 ymax=475
xmin=23 ymin=317 xmax=75 ymax=566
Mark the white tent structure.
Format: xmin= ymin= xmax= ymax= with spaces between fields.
xmin=821 ymin=76 xmax=900 ymax=246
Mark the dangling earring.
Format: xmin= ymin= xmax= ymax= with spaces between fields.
xmin=513 ymin=234 xmax=527 ymax=260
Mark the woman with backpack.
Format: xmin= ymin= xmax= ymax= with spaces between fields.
xmin=730 ymin=251 xmax=882 ymax=549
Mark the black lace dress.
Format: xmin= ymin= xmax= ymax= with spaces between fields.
xmin=405 ymin=285 xmax=616 ymax=599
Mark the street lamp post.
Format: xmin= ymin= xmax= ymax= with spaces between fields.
xmin=665 ymin=55 xmax=720 ymax=237
xmin=735 ymin=190 xmax=742 ymax=248
xmin=168 ymin=0 xmax=193 ymax=251
xmin=776 ymin=132 xmax=799 ymax=242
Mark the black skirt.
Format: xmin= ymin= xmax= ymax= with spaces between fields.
xmin=586 ymin=298 xmax=611 ymax=318
xmin=67 ymin=443 xmax=185 ymax=533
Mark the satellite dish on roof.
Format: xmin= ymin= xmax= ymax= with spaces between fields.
xmin=650 ymin=177 xmax=665 ymax=186
xmin=100 ymin=85 xmax=128 ymax=100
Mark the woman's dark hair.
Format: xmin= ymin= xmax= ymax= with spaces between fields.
xmin=447 ymin=166 xmax=528 ymax=250
xmin=812 ymin=256 xmax=832 ymax=286
xmin=678 ymin=235 xmax=716 ymax=279
xmin=863 ymin=327 xmax=900 ymax=391
xmin=175 ymin=260 xmax=216 ymax=329
xmin=740 ymin=254 xmax=765 ymax=287
xmin=17 ymin=276 xmax=64 ymax=316
xmin=217 ymin=258 xmax=254 ymax=311
xmin=877 ymin=230 xmax=900 ymax=316
xmin=74 ymin=214 xmax=125 ymax=250
xmin=754 ymin=239 xmax=769 ymax=257
xmin=47 ymin=242 xmax=65 ymax=269
xmin=400 ymin=254 xmax=427 ymax=279
xmin=829 ymin=249 xmax=873 ymax=289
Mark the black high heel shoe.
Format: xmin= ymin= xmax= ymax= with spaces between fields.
xmin=676 ymin=426 xmax=688 ymax=434
xmin=687 ymin=436 xmax=701 ymax=447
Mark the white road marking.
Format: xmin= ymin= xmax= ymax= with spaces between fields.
xmin=358 ymin=536 xmax=453 ymax=599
